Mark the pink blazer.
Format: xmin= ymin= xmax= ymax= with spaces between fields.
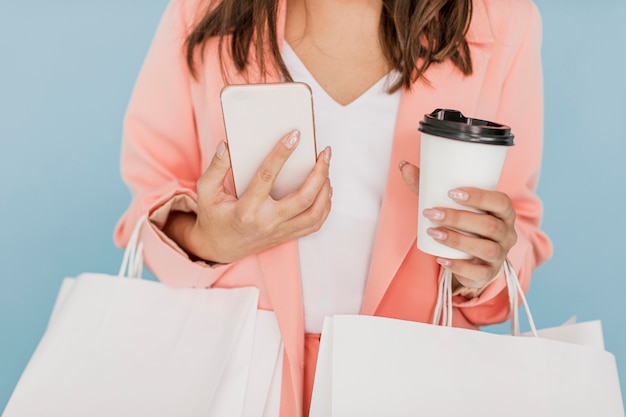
xmin=115 ymin=0 xmax=552 ymax=415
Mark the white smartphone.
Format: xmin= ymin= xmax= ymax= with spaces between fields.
xmin=220 ymin=82 xmax=317 ymax=199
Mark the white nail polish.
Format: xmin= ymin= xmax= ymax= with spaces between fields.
xmin=323 ymin=147 xmax=332 ymax=164
xmin=216 ymin=141 xmax=226 ymax=159
xmin=285 ymin=130 xmax=300 ymax=149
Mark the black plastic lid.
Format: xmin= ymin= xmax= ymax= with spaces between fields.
xmin=418 ymin=109 xmax=514 ymax=146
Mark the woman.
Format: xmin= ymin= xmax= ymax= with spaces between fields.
xmin=115 ymin=0 xmax=552 ymax=415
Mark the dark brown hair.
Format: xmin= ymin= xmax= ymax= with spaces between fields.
xmin=186 ymin=0 xmax=473 ymax=92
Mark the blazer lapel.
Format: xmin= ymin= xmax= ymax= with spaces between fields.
xmin=213 ymin=2 xmax=307 ymax=415
xmin=257 ymin=241 xmax=305 ymax=414
xmin=203 ymin=1 xmax=305 ymax=413
xmin=360 ymin=0 xmax=495 ymax=316
xmin=255 ymin=3 xmax=307 ymax=414
xmin=257 ymin=7 xmax=308 ymax=415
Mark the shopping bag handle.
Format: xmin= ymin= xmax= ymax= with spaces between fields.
xmin=433 ymin=259 xmax=538 ymax=337
xmin=117 ymin=215 xmax=147 ymax=279
xmin=503 ymin=260 xmax=537 ymax=337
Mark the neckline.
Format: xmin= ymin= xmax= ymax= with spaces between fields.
xmin=282 ymin=41 xmax=397 ymax=109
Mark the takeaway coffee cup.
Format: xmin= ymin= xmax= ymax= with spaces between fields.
xmin=417 ymin=109 xmax=514 ymax=259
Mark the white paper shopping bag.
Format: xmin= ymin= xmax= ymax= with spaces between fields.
xmin=3 ymin=217 xmax=283 ymax=417
xmin=243 ymin=311 xmax=284 ymax=417
xmin=311 ymin=315 xmax=624 ymax=417
xmin=309 ymin=261 xmax=625 ymax=417
xmin=2 ymin=274 xmax=261 ymax=417
xmin=46 ymin=274 xmax=285 ymax=417
xmin=523 ymin=318 xmax=605 ymax=350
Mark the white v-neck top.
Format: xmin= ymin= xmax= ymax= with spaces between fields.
xmin=282 ymin=42 xmax=402 ymax=333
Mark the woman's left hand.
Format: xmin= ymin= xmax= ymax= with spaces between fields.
xmin=399 ymin=161 xmax=517 ymax=290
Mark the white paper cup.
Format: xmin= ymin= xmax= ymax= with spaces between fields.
xmin=417 ymin=109 xmax=514 ymax=259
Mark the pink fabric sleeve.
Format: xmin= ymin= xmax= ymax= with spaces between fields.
xmin=452 ymin=1 xmax=553 ymax=324
xmin=114 ymin=0 xmax=229 ymax=288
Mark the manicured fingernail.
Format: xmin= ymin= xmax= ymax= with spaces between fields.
xmin=323 ymin=146 xmax=332 ymax=164
xmin=285 ymin=130 xmax=300 ymax=149
xmin=423 ymin=208 xmax=445 ymax=221
xmin=427 ymin=228 xmax=447 ymax=240
xmin=398 ymin=160 xmax=407 ymax=170
xmin=436 ymin=258 xmax=452 ymax=267
xmin=216 ymin=141 xmax=226 ymax=159
xmin=329 ymin=186 xmax=333 ymax=198
xmin=449 ymin=189 xmax=468 ymax=201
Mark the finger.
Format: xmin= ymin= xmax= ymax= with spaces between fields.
xmin=278 ymin=178 xmax=333 ymax=238
xmin=423 ymin=208 xmax=510 ymax=243
xmin=427 ymin=226 xmax=506 ymax=264
xmin=278 ymin=146 xmax=332 ymax=219
xmin=399 ymin=160 xmax=420 ymax=194
xmin=448 ymin=188 xmax=516 ymax=223
xmin=244 ymin=130 xmax=301 ymax=201
xmin=436 ymin=258 xmax=498 ymax=289
xmin=196 ymin=141 xmax=232 ymax=195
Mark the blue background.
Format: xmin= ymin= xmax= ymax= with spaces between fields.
xmin=1 ymin=0 xmax=625 ymax=412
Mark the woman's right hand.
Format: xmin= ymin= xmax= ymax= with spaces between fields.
xmin=164 ymin=130 xmax=332 ymax=264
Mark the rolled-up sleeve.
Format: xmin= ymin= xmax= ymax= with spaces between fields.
xmin=114 ymin=0 xmax=230 ymax=289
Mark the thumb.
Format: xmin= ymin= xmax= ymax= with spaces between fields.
xmin=399 ymin=160 xmax=420 ymax=194
xmin=196 ymin=141 xmax=232 ymax=195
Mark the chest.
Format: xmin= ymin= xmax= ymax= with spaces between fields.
xmin=284 ymin=0 xmax=389 ymax=106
